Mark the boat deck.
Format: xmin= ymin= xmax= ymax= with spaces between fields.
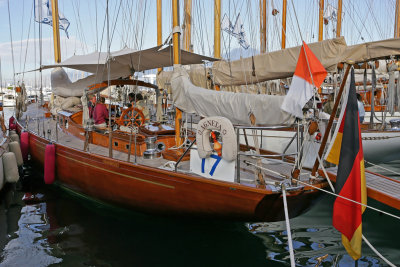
xmin=19 ymin=104 xmax=309 ymax=189
xmin=326 ymin=167 xmax=400 ymax=210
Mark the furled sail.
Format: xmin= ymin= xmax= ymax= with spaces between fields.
xmin=51 ymin=67 xmax=111 ymax=97
xmin=171 ymin=66 xmax=294 ymax=125
xmin=48 ymin=45 xmax=217 ymax=97
xmin=341 ymin=38 xmax=400 ymax=63
xmin=212 ymin=37 xmax=347 ymax=86
xmin=43 ymin=45 xmax=216 ymax=77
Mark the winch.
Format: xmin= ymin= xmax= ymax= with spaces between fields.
xmin=143 ymin=136 xmax=162 ymax=159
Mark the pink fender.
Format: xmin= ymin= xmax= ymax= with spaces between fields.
xmin=20 ymin=132 xmax=29 ymax=162
xmin=44 ymin=143 xmax=56 ymax=184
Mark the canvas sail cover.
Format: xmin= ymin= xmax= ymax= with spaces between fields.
xmin=51 ymin=67 xmax=113 ymax=97
xmin=42 ymin=45 xmax=216 ymax=76
xmin=341 ymin=38 xmax=400 ymax=63
xmin=171 ymin=66 xmax=294 ymax=125
xmin=211 ymin=37 xmax=400 ymax=87
xmin=212 ymin=37 xmax=347 ymax=86
xmin=44 ymin=45 xmax=216 ymax=97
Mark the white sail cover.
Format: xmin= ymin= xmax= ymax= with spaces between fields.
xmin=171 ymin=66 xmax=294 ymax=125
xmin=51 ymin=67 xmax=114 ymax=97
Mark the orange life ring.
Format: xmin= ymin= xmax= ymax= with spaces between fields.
xmin=117 ymin=107 xmax=145 ymax=127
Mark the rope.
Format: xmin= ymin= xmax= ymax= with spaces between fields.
xmin=362 ymin=235 xmax=397 ymax=267
xmin=292 ymin=177 xmax=400 ymax=221
xmin=294 ymin=173 xmax=398 ymax=265
xmin=282 ymin=186 xmax=296 ymax=267
xmin=364 ymin=160 xmax=400 ymax=176
xmin=315 ymin=153 xmax=335 ymax=192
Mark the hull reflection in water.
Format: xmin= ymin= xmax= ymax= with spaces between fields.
xmin=248 ymin=195 xmax=400 ymax=266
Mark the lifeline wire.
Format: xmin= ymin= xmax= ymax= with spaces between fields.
xmin=364 ymin=160 xmax=400 ymax=177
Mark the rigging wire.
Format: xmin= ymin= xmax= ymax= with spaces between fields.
xmin=342 ymin=0 xmax=372 ymax=43
xmin=22 ymin=1 xmax=35 ymax=81
xmin=18 ymin=1 xmax=25 ymax=77
xmin=7 ymin=0 xmax=16 ymax=106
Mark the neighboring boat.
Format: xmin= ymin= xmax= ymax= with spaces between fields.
xmin=2 ymin=94 xmax=16 ymax=107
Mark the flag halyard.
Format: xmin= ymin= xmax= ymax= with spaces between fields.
xmin=332 ymin=68 xmax=367 ymax=260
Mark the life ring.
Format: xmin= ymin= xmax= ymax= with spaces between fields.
xmin=196 ymin=116 xmax=237 ymax=162
xmin=117 ymin=107 xmax=146 ymax=127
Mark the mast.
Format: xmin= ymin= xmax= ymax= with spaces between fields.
xmin=318 ymin=0 xmax=324 ymax=42
xmin=51 ymin=0 xmax=61 ymax=63
xmin=183 ymin=0 xmax=192 ymax=51
xmin=172 ymin=0 xmax=183 ymax=147
xmin=336 ymin=0 xmax=342 ymax=37
xmin=214 ymin=0 xmax=221 ymax=58
xmin=395 ymin=0 xmax=400 ymax=38
xmin=157 ymin=0 xmax=162 ymax=73
xmin=281 ymin=0 xmax=287 ymax=49
xmin=260 ymin=0 xmax=267 ymax=53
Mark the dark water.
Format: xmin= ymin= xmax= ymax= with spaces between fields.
xmin=1 ymin=107 xmax=400 ymax=266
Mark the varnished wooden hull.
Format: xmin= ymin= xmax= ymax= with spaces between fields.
xmin=18 ymin=123 xmax=325 ymax=222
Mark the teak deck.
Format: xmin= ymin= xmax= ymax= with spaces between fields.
xmin=325 ymin=167 xmax=400 ymax=210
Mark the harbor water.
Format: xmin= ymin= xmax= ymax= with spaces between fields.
xmin=1 ymin=108 xmax=399 ymax=267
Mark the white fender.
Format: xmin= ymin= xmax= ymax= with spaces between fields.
xmin=196 ymin=116 xmax=237 ymax=161
xmin=3 ymin=152 xmax=19 ymax=183
xmin=9 ymin=141 xmax=23 ymax=167
xmin=10 ymin=133 xmax=19 ymax=143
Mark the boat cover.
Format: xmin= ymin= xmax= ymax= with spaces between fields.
xmin=341 ymin=38 xmax=400 ymax=63
xmin=42 ymin=45 xmax=216 ymax=75
xmin=51 ymin=68 xmax=110 ymax=97
xmin=212 ymin=37 xmax=348 ymax=86
xmin=211 ymin=37 xmax=400 ymax=86
xmin=171 ymin=66 xmax=294 ymax=125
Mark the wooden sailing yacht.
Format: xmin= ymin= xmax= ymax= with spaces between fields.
xmin=14 ymin=0 xmax=331 ymax=222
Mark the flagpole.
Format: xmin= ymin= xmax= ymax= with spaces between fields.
xmin=311 ymin=63 xmax=352 ymax=177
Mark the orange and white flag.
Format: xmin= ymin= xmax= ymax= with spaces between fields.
xmin=281 ymin=41 xmax=327 ymax=118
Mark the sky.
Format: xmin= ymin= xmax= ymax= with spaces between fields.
xmin=0 ymin=0 xmax=397 ymax=87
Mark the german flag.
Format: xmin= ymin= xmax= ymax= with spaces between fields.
xmin=330 ymin=68 xmax=367 ymax=260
